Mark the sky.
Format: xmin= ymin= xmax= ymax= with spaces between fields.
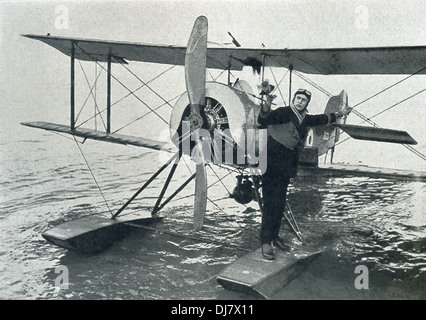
xmin=1 ymin=0 xmax=426 ymax=47
xmin=0 ymin=0 xmax=425 ymax=170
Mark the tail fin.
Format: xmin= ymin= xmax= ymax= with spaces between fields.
xmin=305 ymin=90 xmax=348 ymax=159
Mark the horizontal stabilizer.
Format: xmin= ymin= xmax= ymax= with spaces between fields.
xmin=335 ymin=124 xmax=417 ymax=145
xmin=21 ymin=121 xmax=173 ymax=151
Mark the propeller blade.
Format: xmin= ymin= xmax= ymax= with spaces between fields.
xmin=185 ymin=16 xmax=208 ymax=230
xmin=194 ymin=163 xmax=207 ymax=231
xmin=185 ymin=15 xmax=207 ymax=130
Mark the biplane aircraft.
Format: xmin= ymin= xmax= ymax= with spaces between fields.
xmin=21 ymin=16 xmax=426 ymax=298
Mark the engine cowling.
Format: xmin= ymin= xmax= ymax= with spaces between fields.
xmin=169 ymin=81 xmax=265 ymax=167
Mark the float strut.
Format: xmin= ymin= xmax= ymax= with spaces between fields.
xmin=152 ymin=161 xmax=180 ymax=215
xmin=153 ymin=172 xmax=197 ymax=215
xmin=111 ymin=152 xmax=179 ymax=220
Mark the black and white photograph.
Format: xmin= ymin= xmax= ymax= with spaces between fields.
xmin=1 ymin=0 xmax=425 ymax=305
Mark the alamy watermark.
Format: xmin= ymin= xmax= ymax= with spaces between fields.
xmin=354 ymin=265 xmax=369 ymax=289
xmin=55 ymin=5 xmax=69 ymax=30
xmin=159 ymin=122 xmax=268 ymax=175
xmin=354 ymin=5 xmax=369 ymax=30
xmin=54 ymin=265 xmax=69 ymax=290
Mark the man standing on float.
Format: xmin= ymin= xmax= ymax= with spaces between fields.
xmin=257 ymin=87 xmax=352 ymax=260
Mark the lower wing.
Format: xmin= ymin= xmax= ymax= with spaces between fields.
xmin=21 ymin=121 xmax=174 ymax=152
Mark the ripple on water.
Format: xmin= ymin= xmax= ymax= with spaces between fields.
xmin=2 ymin=144 xmax=426 ymax=299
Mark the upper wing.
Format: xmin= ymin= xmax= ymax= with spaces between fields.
xmin=22 ymin=34 xmax=230 ymax=70
xmin=23 ymin=34 xmax=426 ymax=74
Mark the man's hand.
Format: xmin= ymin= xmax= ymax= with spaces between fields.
xmin=262 ymin=94 xmax=277 ymax=112
xmin=266 ymin=94 xmax=277 ymax=104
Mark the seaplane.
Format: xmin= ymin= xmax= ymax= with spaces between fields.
xmin=21 ymin=16 xmax=426 ymax=298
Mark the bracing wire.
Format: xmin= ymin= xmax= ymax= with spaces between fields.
xmin=113 ymin=91 xmax=186 ymax=134
xmin=111 ymin=65 xmax=176 ymax=107
xmin=119 ymin=62 xmax=177 ymax=110
xmin=72 ymin=136 xmax=113 ymax=216
xmin=292 ymin=69 xmax=426 ymax=162
xmin=350 ymin=66 xmax=426 ymax=110
xmin=268 ymin=66 xmax=289 ymax=106
xmin=334 ymin=89 xmax=426 ymax=161
xmin=76 ymin=65 xmax=177 ymax=129
xmin=361 ymin=89 xmax=426 ymax=124
xmin=73 ymin=43 xmax=169 ymax=127
xmin=76 ymin=60 xmax=107 ymax=130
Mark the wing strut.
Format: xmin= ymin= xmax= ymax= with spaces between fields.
xmin=107 ymin=54 xmax=112 ymax=133
xmin=71 ymin=42 xmax=75 ymax=130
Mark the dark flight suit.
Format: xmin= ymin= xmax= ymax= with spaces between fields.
xmin=257 ymin=106 xmax=337 ymax=244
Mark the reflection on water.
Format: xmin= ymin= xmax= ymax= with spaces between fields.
xmin=1 ymin=138 xmax=425 ymax=299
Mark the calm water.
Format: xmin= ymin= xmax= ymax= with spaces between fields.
xmin=0 ymin=127 xmax=425 ymax=300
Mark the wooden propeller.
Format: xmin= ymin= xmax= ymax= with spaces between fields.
xmin=184 ymin=16 xmax=208 ymax=231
